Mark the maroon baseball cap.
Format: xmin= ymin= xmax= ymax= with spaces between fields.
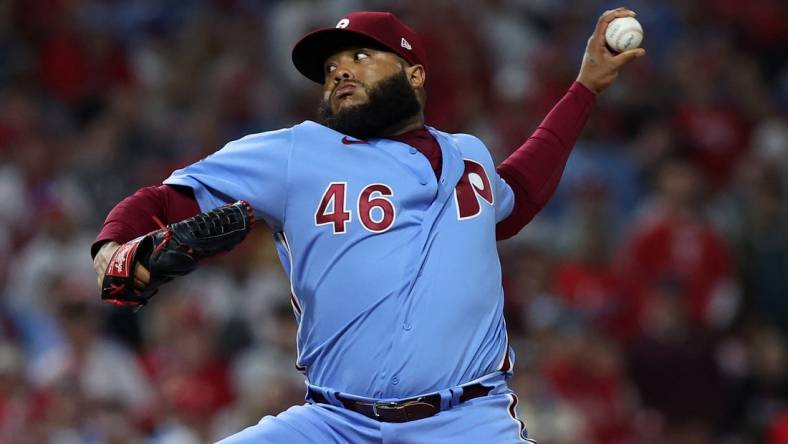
xmin=292 ymin=11 xmax=428 ymax=84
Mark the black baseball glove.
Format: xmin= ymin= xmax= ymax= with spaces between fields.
xmin=101 ymin=200 xmax=254 ymax=310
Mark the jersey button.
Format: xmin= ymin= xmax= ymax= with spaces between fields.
xmin=392 ymin=376 xmax=399 ymax=385
xmin=403 ymin=322 xmax=412 ymax=331
xmin=409 ymin=147 xmax=417 ymax=154
xmin=420 ymin=179 xmax=428 ymax=186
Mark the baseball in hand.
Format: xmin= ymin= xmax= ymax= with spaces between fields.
xmin=605 ymin=16 xmax=643 ymax=53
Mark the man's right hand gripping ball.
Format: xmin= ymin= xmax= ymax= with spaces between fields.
xmin=94 ymin=201 xmax=255 ymax=310
xmin=576 ymin=7 xmax=646 ymax=95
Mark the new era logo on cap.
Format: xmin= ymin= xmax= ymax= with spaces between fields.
xmin=401 ymin=38 xmax=412 ymax=50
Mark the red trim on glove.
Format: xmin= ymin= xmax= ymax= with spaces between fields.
xmin=105 ymin=238 xmax=142 ymax=278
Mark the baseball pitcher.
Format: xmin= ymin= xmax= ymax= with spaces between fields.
xmin=92 ymin=8 xmax=644 ymax=443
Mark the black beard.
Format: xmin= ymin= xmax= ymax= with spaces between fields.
xmin=317 ymin=70 xmax=421 ymax=140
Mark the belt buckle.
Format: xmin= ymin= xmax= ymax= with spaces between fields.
xmin=372 ymin=399 xmax=405 ymax=417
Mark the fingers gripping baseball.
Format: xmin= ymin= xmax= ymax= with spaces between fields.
xmin=577 ymin=7 xmax=646 ymax=94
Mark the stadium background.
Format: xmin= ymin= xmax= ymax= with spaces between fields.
xmin=1 ymin=0 xmax=787 ymax=442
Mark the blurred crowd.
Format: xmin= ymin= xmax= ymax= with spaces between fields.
xmin=0 ymin=0 xmax=787 ymax=443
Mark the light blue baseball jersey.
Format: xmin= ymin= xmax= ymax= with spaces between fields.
xmin=164 ymin=120 xmax=516 ymax=399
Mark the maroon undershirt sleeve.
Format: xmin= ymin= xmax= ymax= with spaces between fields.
xmin=91 ymin=185 xmax=200 ymax=258
xmin=495 ymin=81 xmax=596 ymax=240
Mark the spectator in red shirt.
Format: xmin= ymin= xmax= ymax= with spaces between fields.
xmin=552 ymin=183 xmax=629 ymax=339
xmin=616 ymin=158 xmax=739 ymax=331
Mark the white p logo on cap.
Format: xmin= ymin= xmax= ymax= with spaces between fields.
xmin=336 ymin=18 xmax=350 ymax=28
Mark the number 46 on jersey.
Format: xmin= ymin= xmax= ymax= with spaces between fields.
xmin=314 ymin=159 xmax=493 ymax=235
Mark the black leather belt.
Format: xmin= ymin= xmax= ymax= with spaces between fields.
xmin=308 ymin=383 xmax=492 ymax=423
